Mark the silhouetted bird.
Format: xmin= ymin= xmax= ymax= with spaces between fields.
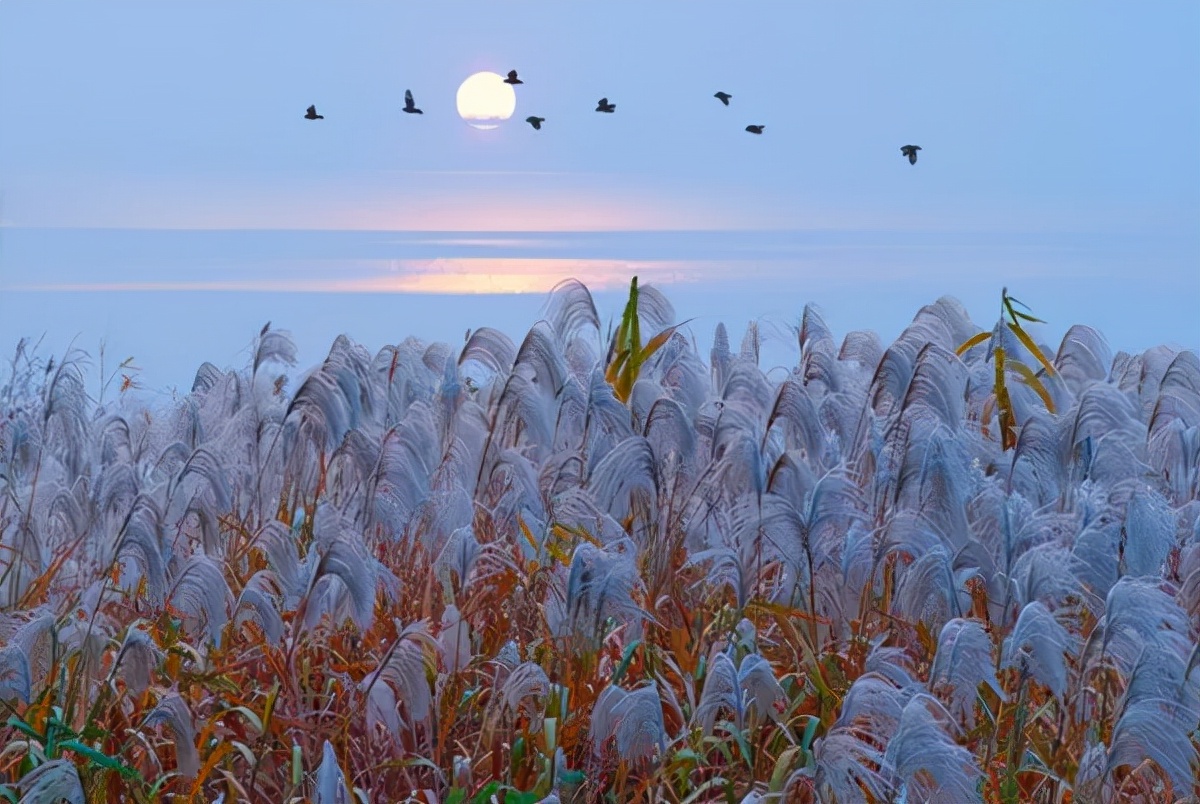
xmin=504 ymin=70 xmax=523 ymax=85
xmin=403 ymin=89 xmax=423 ymax=114
xmin=901 ymin=145 xmax=921 ymax=164
xmin=595 ymin=97 xmax=616 ymax=113
xmin=745 ymin=125 xmax=764 ymax=134
xmin=526 ymin=116 xmax=545 ymax=130
xmin=714 ymin=92 xmax=732 ymax=106
xmin=304 ymin=105 xmax=324 ymax=120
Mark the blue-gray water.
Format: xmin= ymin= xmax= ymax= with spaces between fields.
xmin=1 ymin=227 xmax=1196 ymax=393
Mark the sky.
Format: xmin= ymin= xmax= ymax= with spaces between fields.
xmin=0 ymin=2 xmax=1197 ymax=392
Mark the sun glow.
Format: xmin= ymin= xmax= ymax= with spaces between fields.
xmin=455 ymin=72 xmax=517 ymax=130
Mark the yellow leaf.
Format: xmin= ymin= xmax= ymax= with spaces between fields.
xmin=613 ymin=370 xmax=634 ymax=404
xmin=1007 ymin=322 xmax=1056 ymax=376
xmin=997 ymin=384 xmax=1017 ymax=450
xmin=261 ymin=681 xmax=281 ymax=736
xmin=1008 ymin=359 xmax=1056 ymax=413
xmin=635 ymin=321 xmax=687 ymax=369
xmin=189 ymin=741 xmax=233 ymax=798
xmin=956 ymin=330 xmax=992 ymax=356
xmin=518 ymin=517 xmax=539 ymax=553
xmin=604 ymin=349 xmax=630 ymax=385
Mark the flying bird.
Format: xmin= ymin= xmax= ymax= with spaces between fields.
xmin=901 ymin=144 xmax=921 ymax=164
xmin=526 ymin=116 xmax=545 ymax=130
xmin=745 ymin=125 xmax=764 ymax=134
xmin=504 ymin=70 xmax=523 ymax=85
xmin=403 ymin=89 xmax=423 ymax=114
xmin=714 ymin=92 xmax=732 ymax=106
xmin=595 ymin=97 xmax=616 ymax=113
xmin=304 ymin=105 xmax=324 ymax=120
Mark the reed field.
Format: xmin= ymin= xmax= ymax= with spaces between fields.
xmin=1 ymin=279 xmax=1197 ymax=803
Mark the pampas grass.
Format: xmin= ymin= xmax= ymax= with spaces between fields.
xmin=0 ymin=280 xmax=1197 ymax=802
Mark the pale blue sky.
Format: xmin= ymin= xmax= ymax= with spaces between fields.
xmin=0 ymin=2 xmax=1197 ymax=390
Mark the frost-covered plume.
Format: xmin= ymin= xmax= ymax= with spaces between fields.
xmin=561 ymin=539 xmax=643 ymax=643
xmin=111 ymin=494 xmax=168 ymax=606
xmin=807 ymin=671 xmax=917 ymax=802
xmin=164 ymin=553 xmax=233 ymax=647
xmin=439 ymin=604 xmax=472 ymax=675
xmin=145 ymin=691 xmax=199 ymax=779
xmin=1145 ymin=349 xmax=1200 ymax=503
xmin=361 ymin=619 xmax=437 ymax=741
xmin=367 ymin=403 xmax=439 ymax=540
xmin=929 ymin=618 xmax=1005 ymax=727
xmin=1120 ymin=489 xmax=1175 ymax=577
xmin=0 ymin=610 xmax=55 ymax=696
xmin=1002 ymin=601 xmax=1077 ymax=703
xmin=1089 ymin=576 xmax=1191 ymax=678
xmin=1106 ymin=639 xmax=1200 ymax=793
xmin=892 ymin=545 xmax=976 ymax=632
xmin=113 ymin=627 xmax=162 ymax=696
xmin=299 ymin=504 xmax=392 ymax=632
xmin=315 ymin=740 xmax=349 ymax=804
xmin=235 ymin=569 xmax=285 ymax=644
xmin=693 ymin=649 xmax=787 ymax=736
xmin=12 ymin=759 xmax=86 ymax=804
xmin=500 ymin=661 xmax=552 ymax=732
xmin=433 ymin=526 xmax=482 ymax=597
xmin=882 ymin=694 xmax=983 ymax=803
xmin=586 ymin=435 xmax=658 ymax=540
xmin=589 ymin=683 xmax=667 ymax=762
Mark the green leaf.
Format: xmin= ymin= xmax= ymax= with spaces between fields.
xmin=770 ymin=746 xmax=807 ymax=792
xmin=80 ymin=723 xmax=106 ymax=742
xmin=57 ymin=739 xmax=141 ymax=779
xmin=703 ymin=733 xmax=734 ymax=764
xmin=510 ymin=736 xmax=526 ymax=776
xmin=445 ymin=790 xmax=466 ymax=804
xmin=147 ymin=772 xmax=179 ymax=799
xmin=1000 ymin=774 xmax=1020 ymax=804
xmin=611 ymin=639 xmax=641 ymax=686
xmin=1005 ymin=294 xmax=1032 ymax=311
xmin=558 ymin=768 xmax=586 ymax=785
xmin=800 ymin=714 xmax=820 ymax=752
xmin=5 ymin=716 xmax=44 ymax=745
xmin=470 ymin=781 xmax=503 ymax=804
xmin=733 ymin=728 xmax=754 ymax=768
xmin=681 ymin=776 xmax=730 ymax=804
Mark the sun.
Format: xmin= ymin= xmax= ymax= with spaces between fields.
xmin=455 ymin=71 xmax=517 ymax=130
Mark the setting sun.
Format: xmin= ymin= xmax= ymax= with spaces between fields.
xmin=455 ymin=71 xmax=517 ymax=130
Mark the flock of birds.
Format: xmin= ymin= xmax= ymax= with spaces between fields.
xmin=303 ymin=69 xmax=925 ymax=164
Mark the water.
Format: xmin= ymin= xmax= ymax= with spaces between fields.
xmin=1 ymin=227 xmax=1195 ymax=393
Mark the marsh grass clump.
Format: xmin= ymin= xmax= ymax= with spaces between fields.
xmin=0 ymin=281 xmax=1197 ymax=802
